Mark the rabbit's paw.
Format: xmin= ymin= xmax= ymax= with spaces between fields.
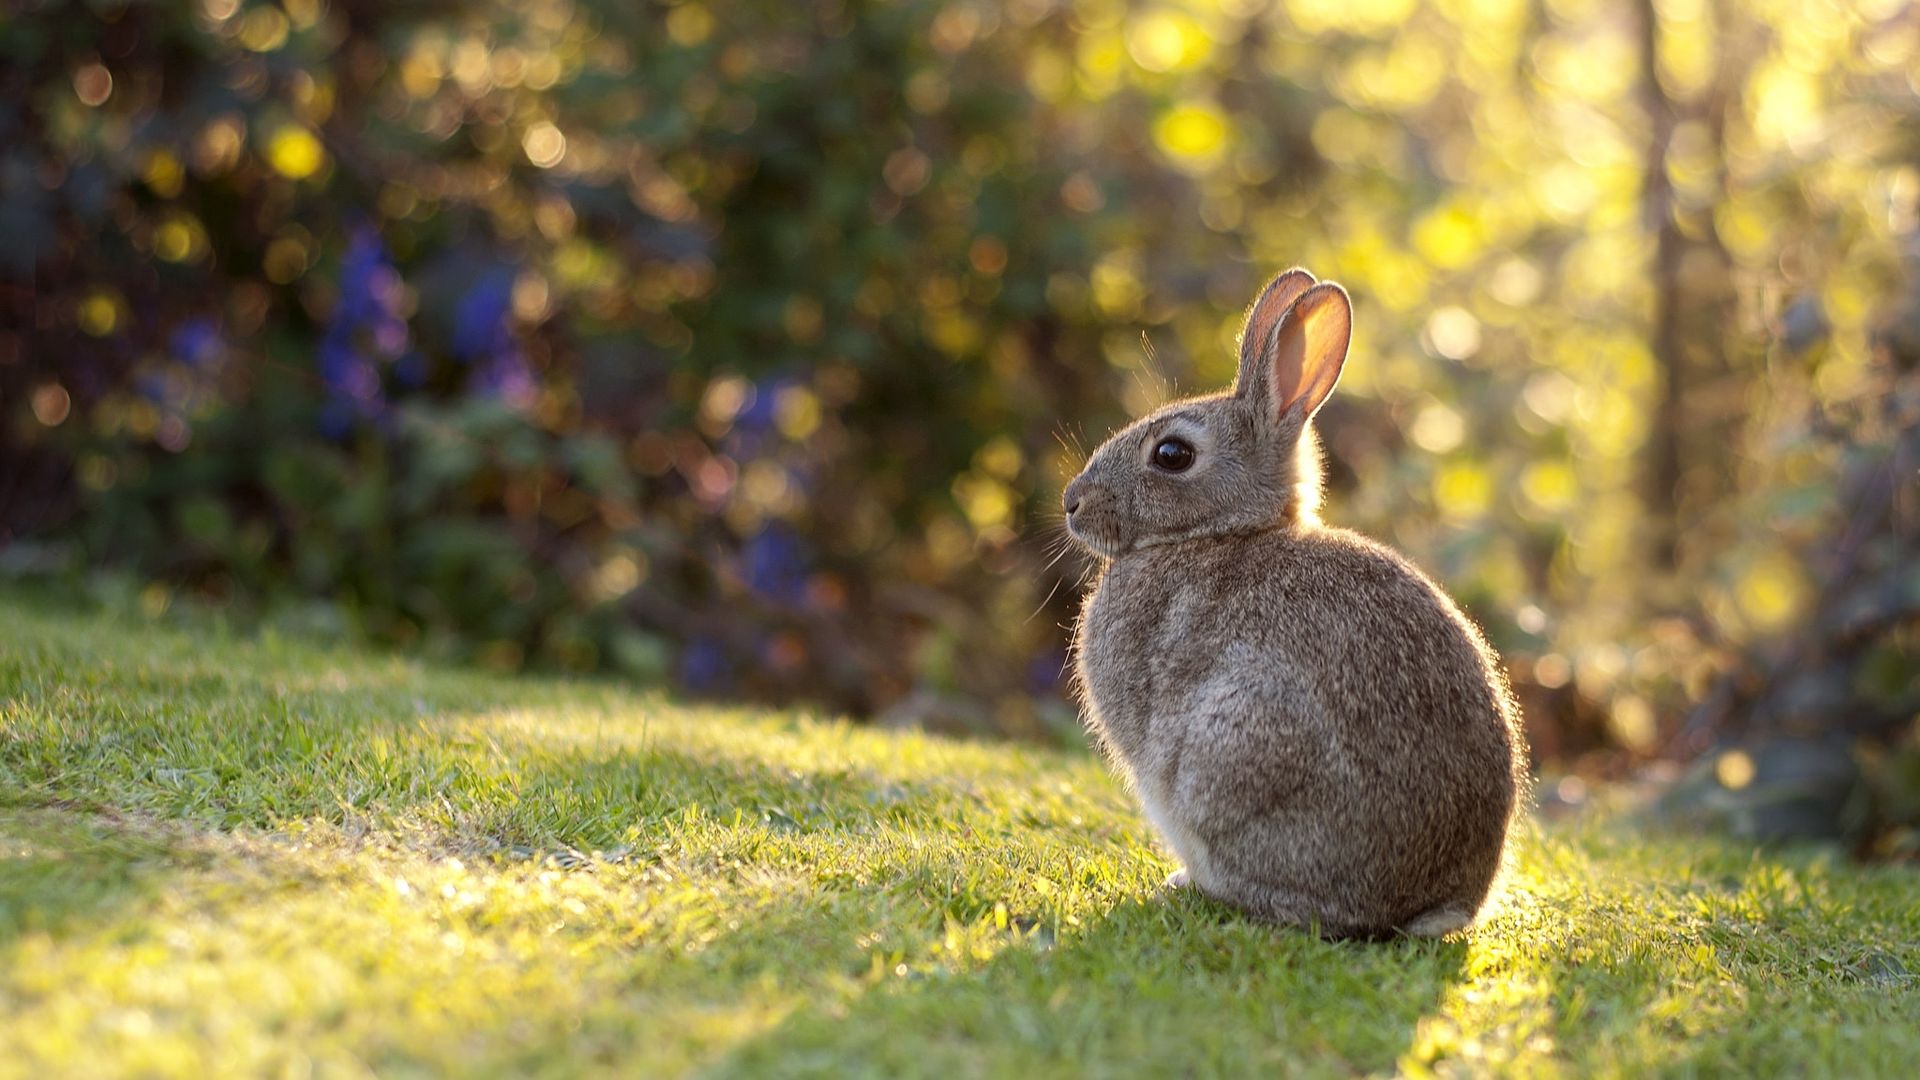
xmin=1164 ymin=868 xmax=1192 ymax=890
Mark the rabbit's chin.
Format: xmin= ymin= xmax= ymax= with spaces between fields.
xmin=1064 ymin=519 xmax=1129 ymax=560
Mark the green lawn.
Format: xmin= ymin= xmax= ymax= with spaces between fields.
xmin=1 ymin=593 xmax=1915 ymax=1078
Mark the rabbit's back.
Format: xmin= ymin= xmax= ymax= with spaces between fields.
xmin=1075 ymin=526 xmax=1522 ymax=932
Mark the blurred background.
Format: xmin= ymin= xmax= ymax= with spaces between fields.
xmin=2 ymin=0 xmax=1916 ymax=853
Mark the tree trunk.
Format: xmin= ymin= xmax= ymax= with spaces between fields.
xmin=1633 ymin=0 xmax=1687 ymax=573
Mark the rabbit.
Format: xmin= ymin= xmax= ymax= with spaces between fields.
xmin=1063 ymin=268 xmax=1527 ymax=939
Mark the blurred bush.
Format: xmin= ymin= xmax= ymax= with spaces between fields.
xmin=1 ymin=0 xmax=1915 ymax=766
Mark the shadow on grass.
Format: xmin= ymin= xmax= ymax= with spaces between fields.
xmin=691 ymin=891 xmax=1474 ymax=1077
xmin=0 ymin=806 xmax=195 ymax=947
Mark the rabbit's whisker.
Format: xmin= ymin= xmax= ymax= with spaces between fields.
xmin=1022 ymin=573 xmax=1065 ymax=626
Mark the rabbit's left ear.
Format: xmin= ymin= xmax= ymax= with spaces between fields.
xmin=1264 ymin=282 xmax=1351 ymax=423
xmin=1236 ymin=269 xmax=1316 ymax=407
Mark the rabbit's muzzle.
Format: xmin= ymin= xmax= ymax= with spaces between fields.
xmin=1062 ymin=474 xmax=1123 ymax=557
xmin=1063 ymin=474 xmax=1088 ymax=518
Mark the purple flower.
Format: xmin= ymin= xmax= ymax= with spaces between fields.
xmin=742 ymin=523 xmax=809 ymax=604
xmin=318 ymin=337 xmax=380 ymax=401
xmin=314 ymin=227 xmax=407 ymax=434
xmin=333 ymin=229 xmax=389 ymax=328
xmin=452 ymin=267 xmax=537 ymax=407
xmin=168 ymin=318 xmax=222 ymax=368
xmin=474 ymin=348 xmax=537 ymax=408
xmin=679 ymin=636 xmax=730 ymax=691
xmin=736 ymin=377 xmax=782 ymax=434
xmin=372 ymin=314 xmax=410 ymax=356
xmin=452 ymin=270 xmax=515 ymax=362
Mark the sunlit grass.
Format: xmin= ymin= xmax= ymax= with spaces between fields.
xmin=1 ymin=592 xmax=1915 ymax=1077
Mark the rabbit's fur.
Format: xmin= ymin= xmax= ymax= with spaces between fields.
xmin=1065 ymin=269 xmax=1526 ymax=939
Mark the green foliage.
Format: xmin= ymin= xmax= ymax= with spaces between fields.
xmin=2 ymin=594 xmax=1918 ymax=1075
xmin=2 ymin=0 xmax=1916 ymax=748
xmin=1669 ymin=358 xmax=1920 ymax=856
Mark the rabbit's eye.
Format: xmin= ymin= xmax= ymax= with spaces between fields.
xmin=1152 ymin=438 xmax=1196 ymax=472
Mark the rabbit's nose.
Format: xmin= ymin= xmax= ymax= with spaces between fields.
xmin=1063 ymin=476 xmax=1088 ymax=516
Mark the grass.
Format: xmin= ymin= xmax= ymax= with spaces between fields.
xmin=1 ymin=591 xmax=1915 ymax=1078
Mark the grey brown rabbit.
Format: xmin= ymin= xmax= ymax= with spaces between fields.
xmin=1065 ymin=268 xmax=1527 ymax=939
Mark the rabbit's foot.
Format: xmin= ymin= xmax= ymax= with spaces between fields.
xmin=1164 ymin=868 xmax=1192 ymax=890
xmin=1402 ymin=905 xmax=1474 ymax=938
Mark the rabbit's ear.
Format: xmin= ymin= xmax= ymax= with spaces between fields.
xmin=1265 ymin=282 xmax=1351 ymax=423
xmin=1236 ymin=269 xmax=1316 ymax=406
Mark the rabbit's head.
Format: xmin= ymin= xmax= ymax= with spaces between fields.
xmin=1063 ymin=269 xmax=1352 ymax=558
